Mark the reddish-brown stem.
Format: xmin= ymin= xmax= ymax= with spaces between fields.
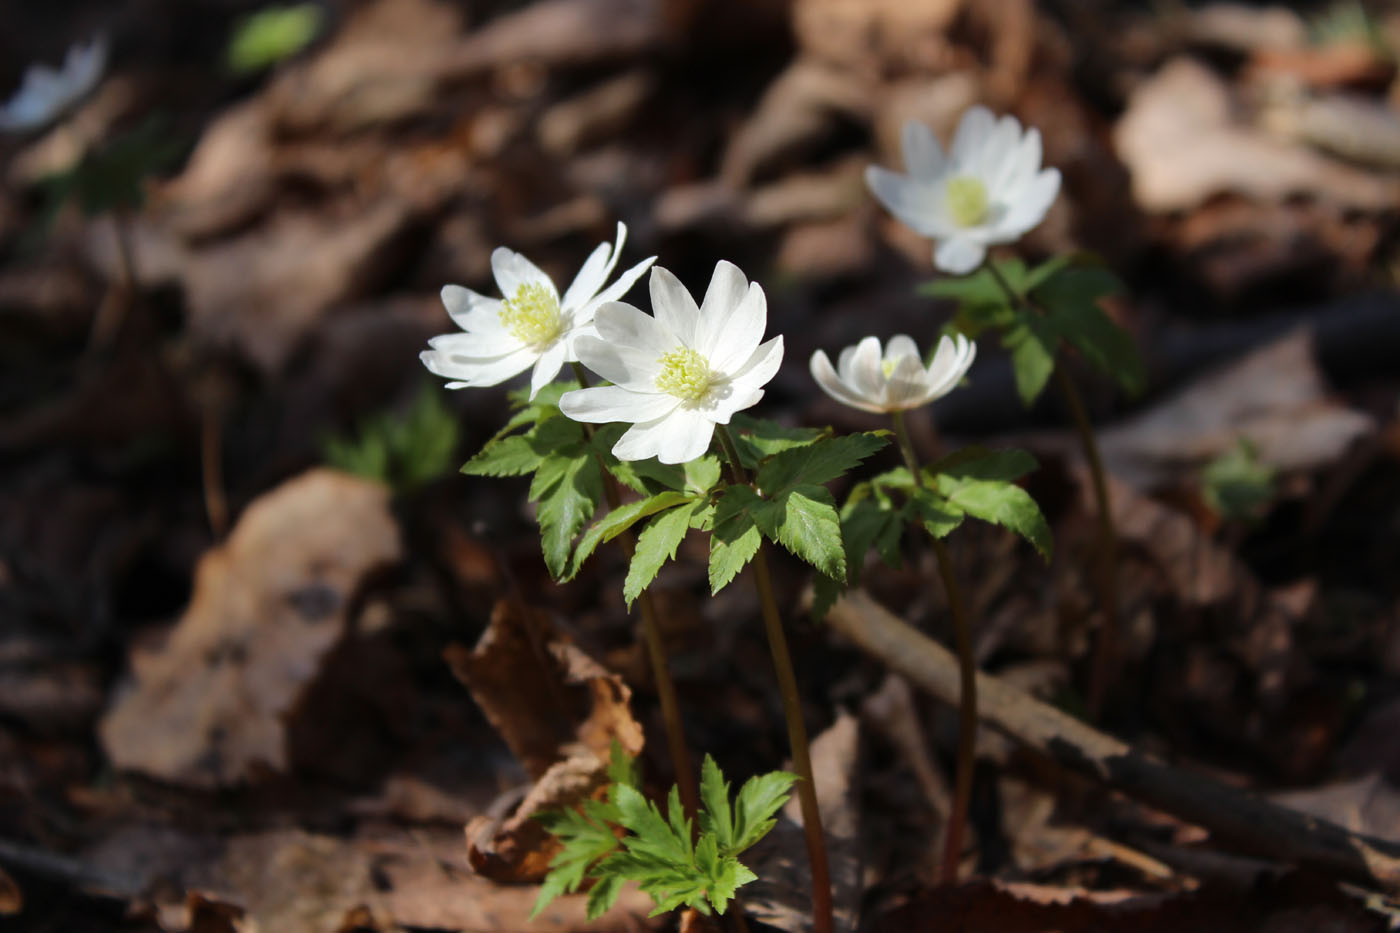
xmin=715 ymin=424 xmax=834 ymax=933
xmin=892 ymin=410 xmax=975 ymax=882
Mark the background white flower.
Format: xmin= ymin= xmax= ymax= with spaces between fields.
xmin=560 ymin=261 xmax=783 ymax=464
xmin=0 ymin=36 xmax=107 ymax=133
xmin=810 ymin=333 xmax=975 ymax=414
xmin=421 ymin=222 xmax=654 ymax=398
xmin=865 ymin=106 xmax=1060 ymax=275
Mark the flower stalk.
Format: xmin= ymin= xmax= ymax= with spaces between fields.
xmin=984 ymin=262 xmax=1120 ymax=717
xmin=715 ymin=424 xmax=834 ymax=933
xmin=891 ymin=410 xmax=976 ymax=883
xmin=572 ymin=362 xmax=699 ymax=821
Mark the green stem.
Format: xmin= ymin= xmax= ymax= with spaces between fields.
xmin=984 ymin=264 xmax=1120 ymax=718
xmin=572 ymin=363 xmax=698 ymax=820
xmin=714 ymin=424 xmax=834 ymax=933
xmin=892 ymin=410 xmax=976 ymax=883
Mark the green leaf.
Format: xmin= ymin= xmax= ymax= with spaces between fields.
xmin=624 ymin=500 xmax=701 ymax=606
xmin=942 ymin=477 xmax=1052 ymax=560
xmin=755 ymin=432 xmax=889 ymax=495
xmin=752 ymin=485 xmax=846 ymax=581
xmin=1004 ymin=311 xmax=1058 ymax=406
xmin=930 ymin=446 xmax=1040 ymax=484
xmin=1033 ymin=263 xmax=1145 ymax=396
xmin=708 ymin=858 xmax=756 ymax=915
xmin=567 ymin=491 xmax=693 ymax=580
xmin=612 ymin=784 xmax=691 ymax=865
xmin=731 ymin=770 xmax=797 ymax=853
xmin=585 ymin=874 xmax=625 ymax=921
xmin=1201 ymin=439 xmax=1276 ymax=522
xmin=608 ymin=740 xmax=640 ymax=788
xmin=462 ymin=434 xmax=542 ymax=477
xmin=684 ymin=456 xmax=724 ymax=495
xmin=536 ymin=451 xmax=604 ymax=579
xmin=908 ymin=486 xmax=965 ymax=539
xmin=728 ymin=414 xmax=829 ymax=468
xmin=708 ymin=487 xmax=763 ymax=593
xmin=530 ymin=803 xmax=624 ymax=920
xmin=698 ymin=756 xmax=734 ymax=852
xmin=227 ymin=3 xmax=323 ymax=73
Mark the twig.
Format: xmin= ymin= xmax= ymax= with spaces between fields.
xmin=825 ymin=589 xmax=1400 ymax=894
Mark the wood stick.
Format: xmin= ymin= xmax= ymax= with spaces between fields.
xmin=826 ymin=590 xmax=1400 ymax=893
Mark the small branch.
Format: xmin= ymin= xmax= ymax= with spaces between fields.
xmin=825 ymin=590 xmax=1400 ymax=894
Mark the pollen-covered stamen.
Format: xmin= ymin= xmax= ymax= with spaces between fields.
xmin=654 ymin=347 xmax=715 ymax=401
xmin=499 ymin=282 xmax=563 ymax=347
xmin=881 ymin=358 xmax=897 ymax=379
xmin=945 ymin=175 xmax=989 ymax=228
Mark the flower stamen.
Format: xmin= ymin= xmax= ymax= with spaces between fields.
xmin=654 ymin=347 xmax=715 ymax=401
xmin=499 ymin=282 xmax=563 ymax=347
xmin=945 ymin=175 xmax=989 ymax=228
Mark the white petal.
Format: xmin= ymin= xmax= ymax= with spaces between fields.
xmin=586 ymin=255 xmax=655 ymax=317
xmin=491 ymin=247 xmax=556 ymax=300
xmin=885 ymin=352 xmax=935 ymax=410
xmin=933 ymin=236 xmax=986 ymax=275
xmin=811 ymin=349 xmax=884 ymax=413
xmin=925 ymin=334 xmax=976 ymax=398
xmin=976 ymin=114 xmax=1022 ymax=178
xmin=560 ymin=385 xmax=679 ymax=423
xmin=703 ymin=282 xmax=766 ymax=373
xmin=612 ymin=408 xmax=716 ymax=464
xmin=441 ymin=284 xmax=507 ymax=333
xmin=697 ymin=382 xmax=765 ymax=423
xmin=560 ymin=240 xmax=612 ymax=311
xmin=594 ymin=300 xmax=674 ymax=358
xmin=428 ymin=330 xmax=520 ymax=357
xmin=421 ymin=345 xmax=536 ymax=386
xmin=648 ymin=266 xmax=699 ymax=345
xmin=846 ymin=336 xmax=887 ymax=402
xmin=997 ymin=168 xmax=1061 ymax=236
xmin=950 ymin=106 xmax=997 ymax=167
xmin=995 ymin=127 xmax=1042 ymax=194
xmin=529 ymin=342 xmax=569 ymax=399
xmin=573 ymin=336 xmax=664 ymax=390
xmin=729 ymin=335 xmax=784 ymax=391
xmin=901 ymin=120 xmax=946 ymax=179
xmin=884 ymin=334 xmax=921 ymax=365
xmin=865 ymin=166 xmax=954 ymax=238
xmin=695 ymin=261 xmax=750 ymax=354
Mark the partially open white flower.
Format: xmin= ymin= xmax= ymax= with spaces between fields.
xmin=866 ymin=106 xmax=1060 ymax=275
xmin=0 ymin=36 xmax=107 ymax=133
xmin=421 ymin=222 xmax=655 ymax=399
xmin=560 ymin=261 xmax=784 ymax=464
xmin=810 ymin=333 xmax=975 ymax=414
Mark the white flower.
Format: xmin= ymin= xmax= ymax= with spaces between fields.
xmin=810 ymin=333 xmax=975 ymax=414
xmin=559 ymin=261 xmax=784 ymax=464
xmin=0 ymin=36 xmax=107 ymax=133
xmin=866 ymin=106 xmax=1061 ymax=275
xmin=421 ymin=222 xmax=655 ymax=399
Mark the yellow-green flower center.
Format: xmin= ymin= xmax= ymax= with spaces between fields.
xmin=881 ymin=359 xmax=897 ymax=379
xmin=654 ymin=347 xmax=715 ymax=401
xmin=945 ymin=175 xmax=989 ymax=228
xmin=499 ymin=282 xmax=563 ymax=347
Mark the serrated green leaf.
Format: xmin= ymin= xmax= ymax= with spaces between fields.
xmin=755 ymin=432 xmax=888 ymax=495
xmin=228 ymin=3 xmax=323 ymax=73
xmin=584 ymin=874 xmax=625 ymax=921
xmin=942 ymin=478 xmax=1052 ymax=559
xmin=624 ymin=500 xmax=700 ymax=606
xmin=462 ymin=434 xmax=542 ymax=477
xmin=608 ymin=740 xmax=640 ymax=788
xmin=709 ymin=858 xmax=755 ymax=914
xmin=510 ymin=379 xmax=580 ymax=411
xmin=567 ymin=490 xmax=693 ymax=580
xmin=929 ymin=446 xmax=1040 ymax=484
xmin=728 ymin=414 xmax=829 ymax=468
xmin=1004 ymin=312 xmax=1058 ymax=406
xmin=684 ymin=456 xmax=724 ymax=495
xmin=698 ymin=756 xmax=733 ymax=852
xmin=908 ymin=486 xmax=965 ymax=539
xmin=1201 ymin=439 xmax=1275 ymax=522
xmin=709 ymin=487 xmax=763 ymax=593
xmin=752 ymin=486 xmax=846 ymax=581
xmin=731 ymin=771 xmax=797 ymax=853
xmin=1022 ymin=253 xmax=1077 ymax=293
xmin=612 ymin=784 xmax=691 ymax=865
xmin=1056 ymin=300 xmax=1146 ymax=396
xmin=530 ymin=802 xmax=624 ymax=920
xmin=537 ymin=452 xmax=604 ymax=579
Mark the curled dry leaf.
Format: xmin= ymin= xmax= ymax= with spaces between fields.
xmin=446 ymin=599 xmax=644 ymax=882
xmin=98 ymin=469 xmax=402 ymax=788
xmin=1114 ymin=57 xmax=1400 ymax=213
